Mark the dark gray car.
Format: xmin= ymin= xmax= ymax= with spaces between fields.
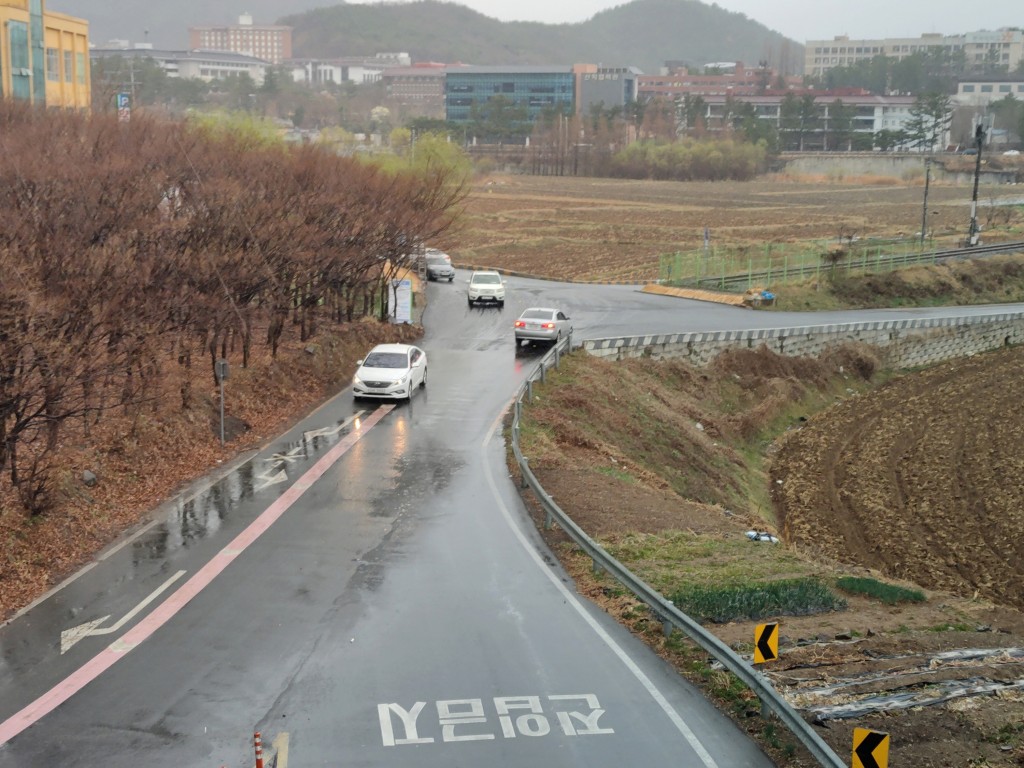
xmin=425 ymin=254 xmax=455 ymax=282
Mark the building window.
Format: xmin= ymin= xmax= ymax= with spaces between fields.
xmin=963 ymin=85 xmax=975 ymax=92
xmin=981 ymin=85 xmax=993 ymax=92
xmin=63 ymin=51 xmax=73 ymax=82
xmin=46 ymin=47 xmax=59 ymax=81
xmin=999 ymin=85 xmax=1011 ymax=92
xmin=76 ymin=52 xmax=86 ymax=83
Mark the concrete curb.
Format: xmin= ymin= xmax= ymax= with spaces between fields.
xmin=641 ymin=283 xmax=748 ymax=307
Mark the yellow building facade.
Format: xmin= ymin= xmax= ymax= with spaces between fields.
xmin=0 ymin=0 xmax=89 ymax=108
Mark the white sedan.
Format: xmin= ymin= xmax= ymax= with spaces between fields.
xmin=352 ymin=343 xmax=427 ymax=401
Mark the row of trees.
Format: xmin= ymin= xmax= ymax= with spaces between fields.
xmin=0 ymin=102 xmax=465 ymax=514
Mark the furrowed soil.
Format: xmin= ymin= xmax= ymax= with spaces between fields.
xmin=4 ymin=173 xmax=1024 ymax=766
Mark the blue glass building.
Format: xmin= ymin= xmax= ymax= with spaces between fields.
xmin=445 ymin=66 xmax=576 ymax=124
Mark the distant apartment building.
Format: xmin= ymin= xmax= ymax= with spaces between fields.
xmin=381 ymin=63 xmax=448 ymax=115
xmin=90 ymin=45 xmax=268 ymax=86
xmin=955 ymin=77 xmax=1024 ymax=106
xmin=805 ymin=29 xmax=1024 ymax=77
xmin=188 ymin=14 xmax=291 ymax=65
xmin=638 ymin=61 xmax=801 ymax=99
xmin=0 ymin=0 xmax=89 ymax=107
xmin=682 ymin=91 xmax=936 ymax=150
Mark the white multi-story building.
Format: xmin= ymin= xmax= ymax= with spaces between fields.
xmin=90 ymin=45 xmax=268 ymax=86
xmin=288 ymin=52 xmax=412 ymax=86
xmin=805 ymin=29 xmax=1024 ymax=78
xmin=689 ymin=92 xmax=944 ymax=151
xmin=955 ymin=77 xmax=1024 ymax=106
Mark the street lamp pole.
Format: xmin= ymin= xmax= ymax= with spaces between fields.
xmin=920 ymin=158 xmax=931 ymax=249
xmin=967 ymin=123 xmax=985 ymax=247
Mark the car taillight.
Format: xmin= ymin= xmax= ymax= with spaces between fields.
xmin=514 ymin=321 xmax=525 ymax=328
xmin=541 ymin=322 xmax=555 ymax=329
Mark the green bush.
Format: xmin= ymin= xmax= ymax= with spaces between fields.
xmin=836 ymin=576 xmax=925 ymax=605
xmin=668 ymin=578 xmax=846 ymax=623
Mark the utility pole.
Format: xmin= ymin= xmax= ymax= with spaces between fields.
xmin=920 ymin=158 xmax=931 ymax=248
xmin=967 ymin=123 xmax=985 ymax=247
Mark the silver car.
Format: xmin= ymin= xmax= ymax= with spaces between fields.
xmin=424 ymin=253 xmax=455 ymax=282
xmin=514 ymin=307 xmax=573 ymax=345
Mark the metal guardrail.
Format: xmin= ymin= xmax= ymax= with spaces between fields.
xmin=509 ymin=334 xmax=847 ymax=768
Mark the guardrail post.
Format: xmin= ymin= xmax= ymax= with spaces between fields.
xmin=540 ymin=362 xmax=546 ymax=384
xmin=555 ymin=345 xmax=560 ymax=368
xmin=545 ymin=507 xmax=554 ymax=530
xmin=515 ymin=400 xmax=521 ymax=424
xmin=591 ymin=558 xmax=602 ymax=575
xmin=662 ymin=603 xmax=675 ymax=637
xmin=526 ymin=380 xmax=533 ymax=403
xmin=520 ymin=458 xmax=529 ymax=489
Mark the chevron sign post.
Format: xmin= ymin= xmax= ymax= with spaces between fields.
xmin=852 ymin=728 xmax=889 ymax=768
xmin=752 ymin=622 xmax=778 ymax=664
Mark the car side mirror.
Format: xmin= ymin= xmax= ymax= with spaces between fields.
xmin=356 ymin=360 xmax=364 ymax=366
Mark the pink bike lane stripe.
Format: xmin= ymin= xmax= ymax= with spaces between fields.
xmin=0 ymin=404 xmax=393 ymax=747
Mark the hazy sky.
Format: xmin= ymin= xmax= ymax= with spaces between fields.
xmin=349 ymin=0 xmax=1020 ymax=42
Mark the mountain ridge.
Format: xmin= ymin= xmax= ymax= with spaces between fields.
xmin=60 ymin=0 xmax=802 ymax=75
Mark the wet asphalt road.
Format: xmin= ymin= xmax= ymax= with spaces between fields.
xmin=1 ymin=272 xmax=1021 ymax=767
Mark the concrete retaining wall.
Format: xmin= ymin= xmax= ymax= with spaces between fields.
xmin=582 ymin=313 xmax=1024 ymax=369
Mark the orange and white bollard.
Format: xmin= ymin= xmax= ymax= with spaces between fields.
xmin=254 ymin=731 xmax=264 ymax=768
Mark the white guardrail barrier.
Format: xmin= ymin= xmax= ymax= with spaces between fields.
xmin=509 ymin=333 xmax=848 ymax=768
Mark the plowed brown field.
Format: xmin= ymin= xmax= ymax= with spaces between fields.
xmin=457 ymin=174 xmax=1021 ymax=282
xmin=772 ymin=347 xmax=1024 ymax=612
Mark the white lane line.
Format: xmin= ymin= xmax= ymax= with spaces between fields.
xmin=481 ymin=406 xmax=720 ymax=768
xmin=60 ymin=570 xmax=188 ymax=654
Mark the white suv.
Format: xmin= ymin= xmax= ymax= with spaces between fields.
xmin=467 ymin=270 xmax=506 ymax=308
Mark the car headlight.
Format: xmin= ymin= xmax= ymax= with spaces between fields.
xmin=353 ymin=375 xmax=363 ymax=386
xmin=398 ymin=375 xmax=408 ymax=385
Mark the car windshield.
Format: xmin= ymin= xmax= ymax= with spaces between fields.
xmin=473 ymin=273 xmax=501 ymax=284
xmin=521 ymin=309 xmax=554 ymax=320
xmin=362 ymin=352 xmax=408 ymax=369
xmin=426 ymin=255 xmax=448 ymax=265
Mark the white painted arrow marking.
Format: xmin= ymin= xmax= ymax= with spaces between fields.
xmin=269 ymin=445 xmax=304 ymax=463
xmin=254 ymin=469 xmax=288 ymax=493
xmin=255 ymin=412 xmax=366 ymax=493
xmin=60 ymin=570 xmax=187 ymax=654
xmin=304 ymin=410 xmax=365 ymax=440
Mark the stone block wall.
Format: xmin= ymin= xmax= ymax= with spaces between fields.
xmin=581 ymin=313 xmax=1024 ymax=369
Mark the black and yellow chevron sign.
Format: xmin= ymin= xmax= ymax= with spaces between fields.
xmin=852 ymin=728 xmax=890 ymax=768
xmin=752 ymin=622 xmax=778 ymax=663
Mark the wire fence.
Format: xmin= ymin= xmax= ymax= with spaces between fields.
xmin=658 ymin=236 xmax=958 ymax=291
